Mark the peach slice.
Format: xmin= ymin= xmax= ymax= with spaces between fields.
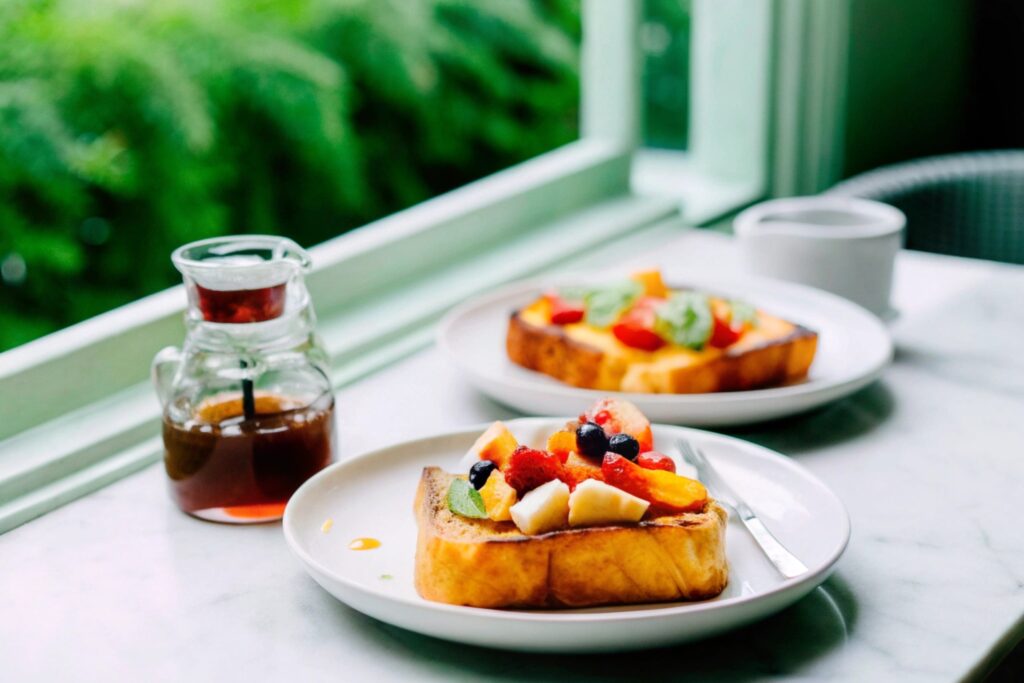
xmin=479 ymin=470 xmax=517 ymax=522
xmin=585 ymin=398 xmax=654 ymax=453
xmin=546 ymin=429 xmax=576 ymax=463
xmin=601 ymin=453 xmax=707 ymax=514
xmin=467 ymin=421 xmax=519 ymax=469
xmin=631 ymin=269 xmax=670 ymax=298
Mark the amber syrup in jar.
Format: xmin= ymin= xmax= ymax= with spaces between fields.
xmin=163 ymin=392 xmax=335 ymax=523
xmin=195 ymin=283 xmax=287 ymax=324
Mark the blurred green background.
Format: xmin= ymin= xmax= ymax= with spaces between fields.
xmin=0 ymin=0 xmax=585 ymax=351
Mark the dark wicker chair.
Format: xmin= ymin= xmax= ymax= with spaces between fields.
xmin=827 ymin=150 xmax=1024 ymax=264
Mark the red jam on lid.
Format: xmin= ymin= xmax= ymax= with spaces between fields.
xmin=195 ymin=282 xmax=287 ymax=323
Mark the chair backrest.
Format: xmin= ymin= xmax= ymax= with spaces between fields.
xmin=828 ymin=151 xmax=1024 ymax=264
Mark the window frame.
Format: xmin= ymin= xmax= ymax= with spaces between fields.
xmin=0 ymin=0 xmax=848 ymax=532
xmin=629 ymin=0 xmax=850 ymax=221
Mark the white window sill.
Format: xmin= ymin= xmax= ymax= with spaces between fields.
xmin=631 ymin=148 xmax=763 ymax=225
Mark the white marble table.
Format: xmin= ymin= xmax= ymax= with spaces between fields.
xmin=3 ymin=231 xmax=1023 ymax=682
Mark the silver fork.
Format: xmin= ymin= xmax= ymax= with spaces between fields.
xmin=677 ymin=438 xmax=809 ymax=579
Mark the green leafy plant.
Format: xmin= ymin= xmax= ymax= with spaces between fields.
xmin=0 ymin=0 xmax=580 ymax=350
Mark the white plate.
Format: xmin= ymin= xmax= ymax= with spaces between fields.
xmin=437 ymin=273 xmax=893 ymax=426
xmin=284 ymin=419 xmax=850 ymax=653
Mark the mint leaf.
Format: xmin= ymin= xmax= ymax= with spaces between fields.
xmin=447 ymin=478 xmax=487 ymax=519
xmin=730 ymin=299 xmax=759 ymax=327
xmin=583 ymin=280 xmax=643 ymax=328
xmin=655 ymin=292 xmax=713 ymax=349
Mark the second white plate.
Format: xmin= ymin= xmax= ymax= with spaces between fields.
xmin=284 ymin=419 xmax=850 ymax=653
xmin=437 ymin=273 xmax=892 ymax=426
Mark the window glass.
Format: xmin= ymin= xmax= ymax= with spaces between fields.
xmin=641 ymin=0 xmax=691 ymax=150
xmin=0 ymin=0 xmax=580 ymax=351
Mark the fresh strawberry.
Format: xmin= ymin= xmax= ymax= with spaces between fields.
xmin=708 ymin=316 xmax=742 ymax=348
xmin=612 ymin=306 xmax=665 ymax=351
xmin=544 ymin=293 xmax=584 ymax=325
xmin=601 ymin=453 xmax=706 ymax=514
xmin=584 ymin=398 xmax=654 ymax=453
xmin=635 ymin=451 xmax=676 ymax=473
xmin=504 ymin=446 xmax=564 ymax=495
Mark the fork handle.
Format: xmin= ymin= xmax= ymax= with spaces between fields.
xmin=736 ymin=506 xmax=809 ymax=578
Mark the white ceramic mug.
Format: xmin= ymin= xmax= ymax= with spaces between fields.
xmin=733 ymin=196 xmax=905 ymax=318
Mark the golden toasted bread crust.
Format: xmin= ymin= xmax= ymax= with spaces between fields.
xmin=506 ymin=311 xmax=818 ymax=393
xmin=414 ymin=467 xmax=729 ymax=608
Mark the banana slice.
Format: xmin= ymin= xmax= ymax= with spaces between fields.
xmin=568 ymin=478 xmax=649 ymax=527
xmin=510 ymin=479 xmax=570 ymax=535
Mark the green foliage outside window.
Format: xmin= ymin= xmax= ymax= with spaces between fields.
xmin=0 ymin=0 xmax=580 ymax=351
xmin=642 ymin=0 xmax=690 ymax=150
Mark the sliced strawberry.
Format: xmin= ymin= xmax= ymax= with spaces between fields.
xmin=504 ymin=446 xmax=564 ymax=495
xmin=612 ymin=306 xmax=665 ymax=351
xmin=708 ymin=315 xmax=742 ymax=348
xmin=544 ymin=293 xmax=584 ymax=325
xmin=636 ymin=451 xmax=676 ymax=473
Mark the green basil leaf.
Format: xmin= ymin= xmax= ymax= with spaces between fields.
xmin=730 ymin=299 xmax=759 ymax=327
xmin=583 ymin=280 xmax=643 ymax=328
xmin=447 ymin=478 xmax=487 ymax=519
xmin=654 ymin=292 xmax=713 ymax=349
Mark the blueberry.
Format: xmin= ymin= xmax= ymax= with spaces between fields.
xmin=575 ymin=421 xmax=609 ymax=459
xmin=469 ymin=460 xmax=498 ymax=490
xmin=608 ymin=433 xmax=640 ymax=461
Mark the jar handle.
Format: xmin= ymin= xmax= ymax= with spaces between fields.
xmin=151 ymin=346 xmax=182 ymax=408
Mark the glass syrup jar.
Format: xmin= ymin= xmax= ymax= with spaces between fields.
xmin=152 ymin=236 xmax=335 ymax=523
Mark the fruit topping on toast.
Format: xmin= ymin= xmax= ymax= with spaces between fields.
xmin=635 ymin=451 xmax=676 ymax=473
xmin=567 ymin=479 xmax=648 ymax=527
xmin=582 ymin=397 xmax=654 ymax=453
xmin=479 ymin=470 xmax=517 ymax=522
xmin=602 ymin=453 xmax=706 ymax=514
xmin=560 ymin=452 xmax=605 ymax=489
xmin=545 ymin=428 xmax=576 ymax=462
xmin=448 ymin=397 xmax=709 ymax=534
xmin=466 ymin=421 xmax=519 ymax=469
xmin=509 ymin=479 xmax=570 ymax=535
xmin=505 ymin=446 xmax=564 ymax=495
xmin=544 ymin=293 xmax=585 ymax=325
xmin=538 ymin=269 xmax=762 ymax=352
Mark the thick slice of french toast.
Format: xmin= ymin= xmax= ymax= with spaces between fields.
xmin=507 ymin=308 xmax=818 ymax=393
xmin=414 ymin=467 xmax=728 ymax=609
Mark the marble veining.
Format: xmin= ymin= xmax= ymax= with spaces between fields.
xmin=1 ymin=232 xmax=1023 ymax=682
